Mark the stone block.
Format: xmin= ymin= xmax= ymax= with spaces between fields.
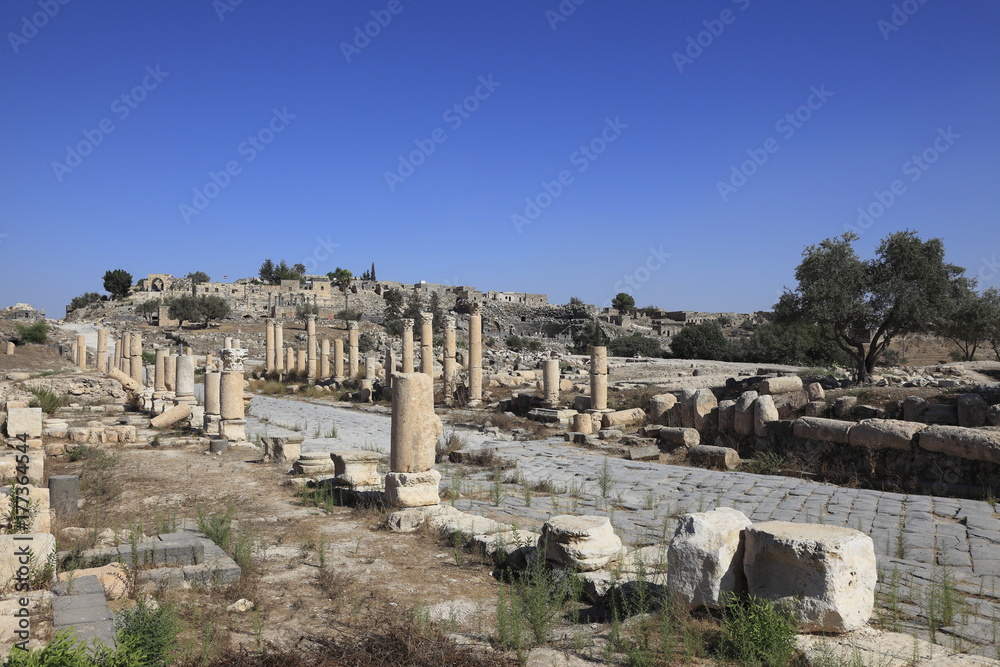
xmin=0 ymin=533 xmax=56 ymax=589
xmin=627 ymin=445 xmax=660 ymax=461
xmin=803 ymin=401 xmax=827 ymax=417
xmin=743 ymin=521 xmax=876 ymax=633
xmin=903 ymin=396 xmax=928 ymax=421
xmin=918 ymin=425 xmax=1000 ymax=464
xmin=118 ymin=537 xmax=204 ymax=566
xmin=759 ymin=376 xmax=803 ymax=396
xmin=805 ymin=382 xmax=825 ymax=401
xmin=649 ymin=394 xmax=676 ymax=423
xmin=5 ymin=408 xmax=42 ymax=438
xmin=957 ymin=393 xmax=989 ymax=428
xmin=687 ymin=444 xmax=740 ymax=470
xmin=331 ymin=450 xmax=382 ymax=487
xmin=792 ymin=417 xmax=853 ymax=444
xmin=754 ymin=395 xmax=779 ymax=437
xmin=383 ymin=469 xmax=441 ymax=507
xmin=219 ymin=419 xmax=246 ymax=442
xmin=734 ymin=391 xmax=758 ymax=436
xmin=658 ymin=427 xmax=699 ymax=449
xmin=717 ymin=399 xmax=736 ymax=433
xmin=668 ymin=507 xmax=752 ymax=609
xmin=847 ymin=419 xmax=925 ymax=451
xmin=540 ymin=515 xmax=624 ymax=572
xmin=832 ymin=396 xmax=857 ymax=418
xmin=601 ymin=408 xmax=646 ymax=429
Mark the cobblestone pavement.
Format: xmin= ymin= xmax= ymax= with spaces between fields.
xmin=247 ymin=395 xmax=1000 ymax=657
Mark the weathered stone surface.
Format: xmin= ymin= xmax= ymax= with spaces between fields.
xmin=330 ymin=450 xmax=381 ymax=487
xmin=667 ymin=507 xmax=752 ymax=609
xmin=628 ymin=445 xmax=660 ymax=461
xmin=773 ymin=390 xmax=809 ymax=416
xmin=957 ymin=393 xmax=989 ymax=428
xmin=57 ymin=563 xmax=127 ymax=600
xmin=6 ymin=407 xmax=42 ymax=438
xmin=717 ymin=399 xmax=736 ymax=433
xmin=658 ymin=427 xmax=699 ymax=449
xmin=803 ymin=400 xmax=827 ymax=417
xmin=805 ymin=382 xmax=825 ymax=401
xmin=833 ymin=396 xmax=857 ymax=418
xmin=733 ymin=391 xmax=758 ymax=436
xmin=540 ymin=515 xmax=625 ymax=572
xmin=903 ymin=396 xmax=928 ymax=422
xmin=570 ymin=413 xmax=592 ymax=434
xmin=602 ymin=408 xmax=646 ymax=429
xmin=759 ymin=376 xmax=803 ymax=396
xmin=390 ymin=373 xmax=442 ymax=473
xmin=918 ymin=425 xmax=1000 ymax=464
xmin=792 ymin=417 xmax=853 ymax=444
xmin=149 ymin=403 xmax=192 ymax=429
xmin=988 ymin=404 xmax=1000 ymax=427
xmin=687 ymin=444 xmax=740 ymax=470
xmin=678 ymin=388 xmax=697 ymax=428
xmin=691 ymin=388 xmax=717 ymax=431
xmin=0 ymin=533 xmax=55 ymax=588
xmin=383 ymin=469 xmax=441 ymax=507
xmin=743 ymin=522 xmax=876 ymax=633
xmin=754 ymin=395 xmax=778 ymax=437
xmin=649 ymin=394 xmax=677 ymax=424
xmin=848 ymin=419 xmax=925 ymax=451
xmin=469 ymin=530 xmax=538 ymax=569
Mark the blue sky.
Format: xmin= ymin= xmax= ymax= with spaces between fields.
xmin=1 ymin=1 xmax=997 ymax=318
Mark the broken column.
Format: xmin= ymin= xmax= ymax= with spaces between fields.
xmin=333 ymin=338 xmax=345 ymax=382
xmin=468 ymin=303 xmax=483 ymax=406
xmin=543 ymin=359 xmax=560 ymax=406
xmin=348 ymin=321 xmax=359 ymax=379
xmin=76 ymin=334 xmax=87 ymax=369
xmin=320 ymin=339 xmax=330 ymax=380
xmin=153 ymin=347 xmax=168 ymax=401
xmin=174 ymin=355 xmax=196 ymax=405
xmin=164 ymin=354 xmax=177 ymax=393
xmin=224 ymin=336 xmax=233 ymax=349
xmin=401 ymin=318 xmax=415 ymax=373
xmin=115 ymin=332 xmax=125 ymax=372
xmin=4 ymin=342 xmax=14 ymax=355
xmin=96 ymin=328 xmax=108 ymax=373
xmin=590 ymin=346 xmax=608 ymax=411
xmin=306 ymin=314 xmax=318 ymax=383
xmin=203 ymin=371 xmax=221 ymax=436
xmin=265 ymin=318 xmax=275 ymax=374
xmin=384 ymin=373 xmax=443 ymax=507
xmin=384 ymin=346 xmax=397 ymax=391
xmin=219 ymin=348 xmax=247 ymax=442
xmin=443 ymin=316 xmax=456 ymax=406
xmin=296 ymin=349 xmax=307 ymax=375
xmin=360 ymin=355 xmax=376 ymax=402
xmin=286 ymin=348 xmax=295 ymax=376
xmin=129 ymin=332 xmax=143 ymax=385
xmin=274 ymin=321 xmax=284 ymax=374
xmin=419 ymin=311 xmax=434 ymax=377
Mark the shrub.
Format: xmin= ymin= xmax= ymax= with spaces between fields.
xmin=608 ymin=335 xmax=663 ymax=358
xmin=28 ymin=389 xmax=62 ymax=415
xmin=669 ymin=322 xmax=728 ymax=360
xmin=14 ymin=321 xmax=49 ymax=344
xmin=68 ymin=292 xmax=103 ymax=313
xmin=336 ymin=308 xmax=361 ymax=321
xmin=4 ymin=627 xmax=148 ymax=666
xmin=719 ymin=595 xmax=798 ymax=666
xmin=115 ymin=598 xmax=180 ymax=666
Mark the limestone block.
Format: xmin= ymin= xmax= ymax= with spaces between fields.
xmin=271 ymin=437 xmax=302 ymax=464
xmin=0 ymin=533 xmax=56 ymax=590
xmin=601 ymin=408 xmax=646 ymax=429
xmin=540 ymin=515 xmax=625 ymax=572
xmin=383 ymin=469 xmax=441 ymax=507
xmin=848 ymin=419 xmax=925 ymax=451
xmin=292 ymin=453 xmax=336 ymax=475
xmin=792 ymin=417 xmax=853 ymax=444
xmin=988 ymin=404 xmax=1000 ymax=427
xmin=833 ymin=396 xmax=857 ymax=418
xmin=754 ymin=396 xmax=779 ymax=437
xmin=733 ymin=391 xmax=758 ymax=436
xmin=469 ymin=530 xmax=538 ymax=569
xmin=668 ymin=507 xmax=752 ymax=609
xmin=678 ymin=388 xmax=696 ymax=428
xmin=918 ymin=425 xmax=1000 ymax=464
xmin=6 ymin=408 xmax=42 ymax=438
xmin=0 ymin=486 xmax=50 ymax=533
xmin=803 ymin=401 xmax=827 ymax=417
xmin=649 ymin=394 xmax=677 ymax=424
xmin=658 ymin=427 xmax=699 ymax=449
xmin=743 ymin=522 xmax=876 ymax=633
xmin=805 ymin=382 xmax=825 ymax=401
xmin=331 ymin=450 xmax=382 ymax=487
xmin=149 ymin=403 xmax=192 ymax=429
xmin=687 ymin=445 xmax=740 ymax=470
xmin=773 ymin=390 xmax=809 ymax=416
xmin=570 ymin=413 xmax=592 ymax=434
xmin=903 ymin=396 xmax=928 ymax=422
xmin=957 ymin=393 xmax=989 ymax=428
xmin=57 ymin=562 xmax=127 ymax=600
xmin=390 ymin=373 xmax=442 ymax=473
xmin=717 ymin=400 xmax=736 ymax=433
xmin=219 ymin=419 xmax=246 ymax=443
xmin=759 ymin=376 xmax=803 ymax=396
xmin=691 ymin=388 xmax=717 ymax=431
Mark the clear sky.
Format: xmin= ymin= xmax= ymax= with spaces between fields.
xmin=1 ymin=1 xmax=997 ymax=318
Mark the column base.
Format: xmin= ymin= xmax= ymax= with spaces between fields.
xmin=220 ymin=419 xmax=246 ymax=443
xmin=383 ymin=470 xmax=441 ymax=508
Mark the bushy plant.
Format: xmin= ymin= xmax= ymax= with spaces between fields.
xmin=115 ymin=598 xmax=180 ymax=666
xmin=28 ymin=389 xmax=62 ymax=415
xmin=608 ymin=334 xmax=664 ymax=358
xmin=14 ymin=321 xmax=49 ymax=344
xmin=719 ymin=595 xmax=798 ymax=666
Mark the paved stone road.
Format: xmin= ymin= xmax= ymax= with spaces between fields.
xmin=247 ymin=395 xmax=1000 ymax=657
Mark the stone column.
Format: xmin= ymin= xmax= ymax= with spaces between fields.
xmin=129 ymin=333 xmax=143 ymax=385
xmin=543 ymin=359 xmax=560 ymax=406
xmin=203 ymin=371 xmax=221 ymax=436
xmin=297 ymin=349 xmax=307 ymax=375
xmin=306 ymin=315 xmax=318 ymax=382
xmin=164 ymin=354 xmax=177 ymax=392
xmin=219 ymin=348 xmax=247 ymax=442
xmin=184 ymin=346 xmax=193 ymax=357
xmin=274 ymin=321 xmax=284 ymax=373
xmin=443 ymin=316 xmax=456 ymax=406
xmin=419 ymin=312 xmax=434 ymax=377
xmin=468 ymin=303 xmax=483 ymax=406
xmin=385 ymin=346 xmax=397 ymax=390
xmin=401 ymin=318 xmax=415 ymax=374
xmin=116 ymin=333 xmax=127 ymax=372
xmin=48 ymin=475 xmax=79 ymax=521
xmin=96 ymin=328 xmax=108 ymax=373
xmin=590 ymin=346 xmax=608 ymax=411
xmin=348 ymin=321 xmax=360 ymax=378
xmin=360 ymin=355 xmax=377 ymax=402
xmin=4 ymin=342 xmax=13 ymax=355
xmin=232 ymin=338 xmax=241 ymax=350
xmin=153 ymin=348 xmax=167 ymax=394
xmin=384 ymin=373 xmax=443 ymax=508
xmin=175 ymin=355 xmax=196 ymax=405
xmin=265 ymin=318 xmax=275 ymax=373
xmin=286 ymin=348 xmax=295 ymax=376
xmin=224 ymin=336 xmax=233 ymax=349
xmin=76 ymin=334 xmax=87 ymax=368
xmin=320 ymin=339 xmax=330 ymax=380
xmin=333 ymin=338 xmax=345 ymax=382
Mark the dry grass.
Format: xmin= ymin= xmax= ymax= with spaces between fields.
xmin=467 ymin=411 xmax=550 ymax=440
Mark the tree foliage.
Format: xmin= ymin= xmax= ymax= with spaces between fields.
xmin=937 ymin=285 xmax=1000 ymax=361
xmin=611 ymin=292 xmax=635 ymax=312
xmin=328 ymin=267 xmax=353 ymax=308
xmin=738 ymin=319 xmax=850 ymax=367
xmin=383 ymin=288 xmax=405 ymax=335
xmin=186 ymin=271 xmax=210 ymax=285
xmin=360 ymin=262 xmax=377 ymax=281
xmin=102 ymin=269 xmax=133 ymax=300
xmin=779 ymin=231 xmax=966 ymax=381
xmin=68 ymin=292 xmax=103 ymax=313
xmin=670 ymin=322 xmax=728 ymax=360
xmin=14 ymin=321 xmax=49 ymax=345
xmin=135 ymin=299 xmax=161 ymax=323
xmin=167 ymin=295 xmax=230 ymax=328
xmin=259 ymin=259 xmax=303 ymax=285
xmin=570 ymin=320 xmax=607 ymax=354
xmin=608 ymin=334 xmax=664 ymax=358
